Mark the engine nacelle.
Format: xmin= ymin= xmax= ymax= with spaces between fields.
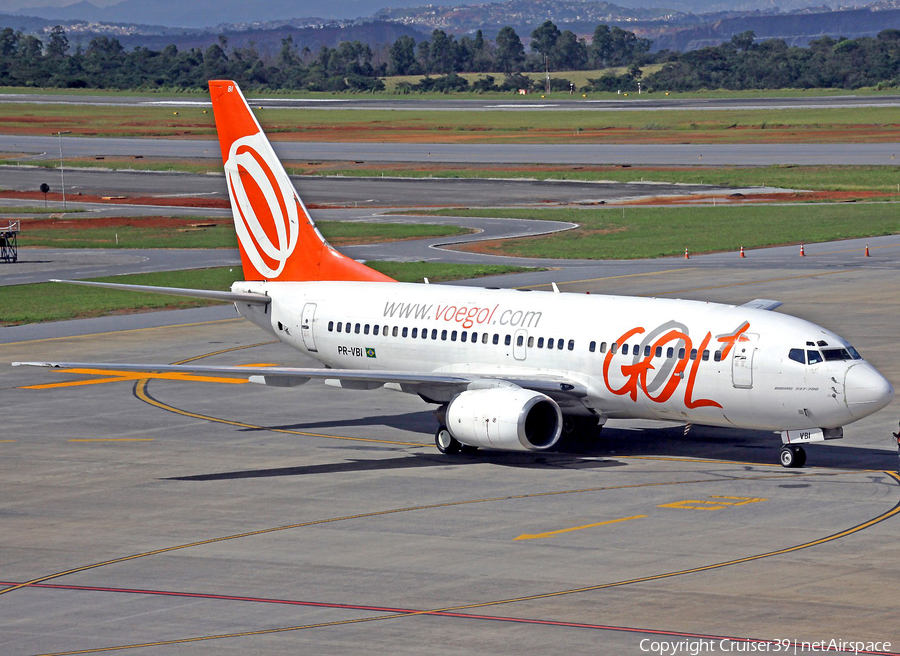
xmin=445 ymin=388 xmax=562 ymax=452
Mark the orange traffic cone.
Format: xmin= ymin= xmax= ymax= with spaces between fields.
xmin=865 ymin=244 xmax=870 ymax=257
xmin=739 ymin=246 xmax=745 ymax=258
xmin=684 ymin=248 xmax=690 ymax=259
xmin=800 ymin=244 xmax=806 ymax=257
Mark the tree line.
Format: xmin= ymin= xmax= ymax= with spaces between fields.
xmin=2 ymin=22 xmax=900 ymax=92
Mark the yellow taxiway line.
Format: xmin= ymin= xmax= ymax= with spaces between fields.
xmin=514 ymin=514 xmax=647 ymax=540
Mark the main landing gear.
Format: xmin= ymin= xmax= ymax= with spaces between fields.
xmin=779 ymin=444 xmax=806 ymax=468
xmin=434 ymin=426 xmax=478 ymax=455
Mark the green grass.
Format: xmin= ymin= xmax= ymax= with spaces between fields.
xmin=0 ymin=262 xmax=535 ymax=325
xmin=380 ymin=66 xmax=663 ymax=93
xmin=16 ymin=221 xmax=471 ymax=249
xmin=416 ymin=204 xmax=900 ymax=259
xmin=366 ymin=261 xmax=535 ymax=282
xmin=0 ymin=159 xmax=218 ymax=174
xmin=308 ymin=165 xmax=900 ymax=193
xmin=3 ymin=100 xmax=900 ymax=142
xmin=0 ymin=206 xmax=87 ymax=214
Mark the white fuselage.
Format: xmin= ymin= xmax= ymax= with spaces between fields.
xmin=232 ymin=280 xmax=894 ymax=433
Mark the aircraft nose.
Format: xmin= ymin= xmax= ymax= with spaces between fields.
xmin=844 ymin=363 xmax=895 ymax=419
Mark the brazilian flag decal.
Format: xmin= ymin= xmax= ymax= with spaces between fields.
xmin=366 ymin=348 xmax=377 ymax=358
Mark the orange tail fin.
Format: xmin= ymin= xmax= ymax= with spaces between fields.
xmin=208 ymin=80 xmax=394 ymax=283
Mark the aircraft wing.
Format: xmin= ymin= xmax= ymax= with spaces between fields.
xmin=13 ymin=361 xmax=587 ymax=403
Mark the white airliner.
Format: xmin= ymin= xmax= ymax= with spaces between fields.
xmin=15 ymin=80 xmax=895 ymax=468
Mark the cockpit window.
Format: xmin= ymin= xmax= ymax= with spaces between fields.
xmin=847 ymin=346 xmax=863 ymax=360
xmin=807 ymin=350 xmax=824 ymax=365
xmin=822 ymin=348 xmax=852 ymax=362
xmin=789 ymin=348 xmax=805 ymax=364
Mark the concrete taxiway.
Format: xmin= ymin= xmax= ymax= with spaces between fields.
xmin=0 ymin=165 xmax=737 ymax=208
xmin=2 ymin=233 xmax=899 ymax=655
xmin=7 ymin=135 xmax=900 ymax=165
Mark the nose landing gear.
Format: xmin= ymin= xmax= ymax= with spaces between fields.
xmin=779 ymin=444 xmax=806 ymax=468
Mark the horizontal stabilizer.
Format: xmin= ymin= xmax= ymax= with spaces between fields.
xmin=50 ymin=279 xmax=270 ymax=305
xmin=741 ymin=298 xmax=782 ymax=311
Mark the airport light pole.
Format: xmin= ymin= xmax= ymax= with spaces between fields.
xmin=57 ymin=130 xmax=71 ymax=210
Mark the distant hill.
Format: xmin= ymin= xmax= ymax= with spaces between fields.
xmin=651 ymin=5 xmax=900 ymax=50
xmin=13 ymin=0 xmax=403 ymax=26
xmin=110 ymin=21 xmax=427 ymax=55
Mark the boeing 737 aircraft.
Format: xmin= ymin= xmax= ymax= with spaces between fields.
xmin=15 ymin=80 xmax=895 ymax=468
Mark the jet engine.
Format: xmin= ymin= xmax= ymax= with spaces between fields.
xmin=444 ymin=388 xmax=562 ymax=451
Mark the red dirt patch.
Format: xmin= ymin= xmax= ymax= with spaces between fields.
xmin=0 ymin=189 xmax=230 ymax=208
xmin=18 ymin=216 xmax=231 ymax=230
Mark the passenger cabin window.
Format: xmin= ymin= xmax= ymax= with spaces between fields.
xmin=412 ymin=328 xmax=418 ymax=338
xmin=451 ymin=330 xmax=457 ymax=342
xmin=402 ymin=327 xmax=408 ymax=338
xmin=364 ymin=324 xmax=370 ymax=335
xmin=714 ymin=350 xmax=722 ymax=362
xmin=328 ymin=321 xmax=334 ymax=332
xmin=678 ymin=348 xmax=685 ymax=359
xmin=622 ymin=344 xmax=629 ymax=355
xmin=789 ymin=348 xmax=805 ymax=364
xmin=432 ymin=329 xmax=438 ymax=340
xmin=807 ymin=350 xmax=824 ymax=365
xmin=644 ymin=345 xmax=651 ymax=357
xmin=373 ymin=325 xmax=380 ymax=336
xmin=355 ymin=323 xmax=361 ymax=334
xmin=538 ymin=337 xmax=545 ymax=349
xmin=568 ymin=340 xmax=574 ymax=351
xmin=667 ymin=347 xmax=674 ymax=358
xmin=392 ymin=327 xmax=399 ymax=337
xmin=599 ymin=342 xmax=607 ymax=353
xmin=337 ymin=322 xmax=343 ymax=333
xmin=493 ymin=334 xmax=499 ymax=345
xmin=589 ymin=341 xmax=596 ymax=353
xmin=517 ymin=335 xmax=524 ymax=347
xmin=461 ymin=332 xmax=468 ymax=343
xmin=504 ymin=335 xmax=511 ymax=346
xmin=482 ymin=333 xmax=489 ymax=344
xmin=702 ymin=350 xmax=709 ymax=361
xmin=655 ymin=346 xmax=662 ymax=358
xmin=547 ymin=338 xmax=554 ymax=349
xmin=611 ymin=343 xmax=618 ymax=354
xmin=528 ymin=336 xmax=534 ymax=347
xmin=441 ymin=330 xmax=448 ymax=341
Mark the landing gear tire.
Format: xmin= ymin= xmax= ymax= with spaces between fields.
xmin=435 ymin=426 xmax=461 ymax=455
xmin=780 ymin=445 xmax=806 ymax=468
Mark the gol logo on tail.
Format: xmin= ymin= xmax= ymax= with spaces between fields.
xmin=225 ymin=132 xmax=299 ymax=278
